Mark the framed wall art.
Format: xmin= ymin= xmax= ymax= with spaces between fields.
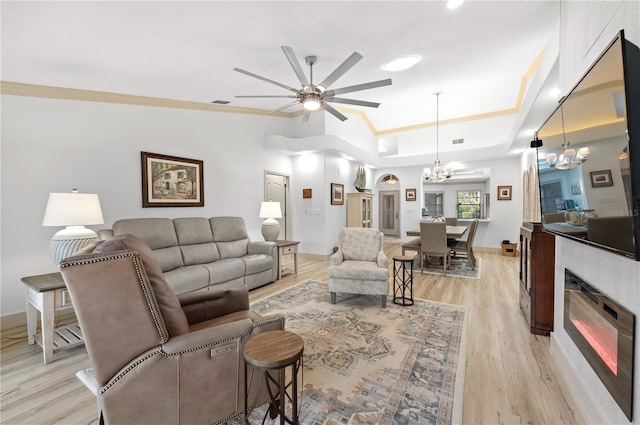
xmin=141 ymin=151 xmax=204 ymax=207
xmin=590 ymin=170 xmax=613 ymax=187
xmin=331 ymin=183 xmax=344 ymax=205
xmin=497 ymin=185 xmax=512 ymax=201
xmin=406 ymin=188 xmax=416 ymax=201
xmin=303 ymin=188 xmax=312 ymax=199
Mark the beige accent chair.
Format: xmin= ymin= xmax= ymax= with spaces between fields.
xmin=327 ymin=228 xmax=389 ymax=308
xmin=60 ymin=234 xmax=285 ymax=425
xmin=448 ymin=218 xmax=479 ymax=269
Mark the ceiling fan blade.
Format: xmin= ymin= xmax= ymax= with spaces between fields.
xmin=318 ymin=52 xmax=363 ymax=89
xmin=302 ymin=112 xmax=311 ymax=122
xmin=266 ymin=101 xmax=301 ymax=115
xmin=327 ymin=97 xmax=381 ymax=108
xmin=234 ymin=67 xmax=299 ymax=93
xmin=326 ymin=78 xmax=392 ymax=96
xmin=321 ymin=102 xmax=348 ymax=121
xmin=281 ymin=46 xmax=310 ymax=87
xmin=235 ymin=95 xmax=297 ymax=98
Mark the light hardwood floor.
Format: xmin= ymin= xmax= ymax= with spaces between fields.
xmin=0 ymin=239 xmax=585 ymax=424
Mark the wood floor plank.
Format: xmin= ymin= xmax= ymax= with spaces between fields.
xmin=0 ymin=238 xmax=585 ymax=424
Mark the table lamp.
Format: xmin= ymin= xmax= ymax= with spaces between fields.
xmin=42 ymin=189 xmax=104 ymax=264
xmin=259 ymin=201 xmax=282 ymax=242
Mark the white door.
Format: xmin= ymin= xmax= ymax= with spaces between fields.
xmin=379 ymin=190 xmax=400 ymax=236
xmin=264 ymin=172 xmax=290 ymax=240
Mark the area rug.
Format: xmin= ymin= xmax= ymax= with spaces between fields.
xmin=412 ymin=256 xmax=481 ymax=279
xmin=227 ymin=280 xmax=467 ymax=425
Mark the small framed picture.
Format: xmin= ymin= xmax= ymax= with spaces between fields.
xmin=331 ymin=183 xmax=344 ymax=205
xmin=590 ymin=170 xmax=613 ymax=187
xmin=406 ymin=188 xmax=416 ymax=201
xmin=497 ymin=185 xmax=512 ymax=201
xmin=302 ymin=188 xmax=312 ymax=199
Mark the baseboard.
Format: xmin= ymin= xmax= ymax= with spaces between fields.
xmin=298 ymin=252 xmax=332 ymax=261
xmin=1 ymin=311 xmax=27 ymax=331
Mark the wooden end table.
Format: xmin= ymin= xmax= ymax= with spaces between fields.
xmin=275 ymin=240 xmax=299 ymax=279
xmin=22 ymin=272 xmax=84 ymax=363
xmin=244 ymin=330 xmax=304 ymax=425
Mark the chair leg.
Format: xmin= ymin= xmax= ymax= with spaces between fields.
xmin=381 ymin=295 xmax=387 ymax=308
xmin=330 ymin=292 xmax=336 ymax=304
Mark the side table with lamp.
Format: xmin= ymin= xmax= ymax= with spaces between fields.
xmin=25 ymin=188 xmax=104 ymax=363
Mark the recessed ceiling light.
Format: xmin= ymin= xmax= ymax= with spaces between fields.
xmin=446 ymin=0 xmax=465 ymax=9
xmin=382 ymin=56 xmax=421 ymax=72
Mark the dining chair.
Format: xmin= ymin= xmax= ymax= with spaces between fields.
xmin=448 ymin=219 xmax=478 ymax=268
xmin=419 ymin=222 xmax=452 ymax=275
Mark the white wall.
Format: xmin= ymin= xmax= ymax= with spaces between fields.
xmin=0 ymin=95 xmax=293 ymax=318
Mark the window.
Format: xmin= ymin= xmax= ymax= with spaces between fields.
xmin=423 ymin=192 xmax=444 ymax=216
xmin=456 ymin=190 xmax=482 ymax=219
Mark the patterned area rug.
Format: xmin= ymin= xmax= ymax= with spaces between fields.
xmin=411 ymin=256 xmax=481 ymax=279
xmin=228 ymin=280 xmax=467 ymax=425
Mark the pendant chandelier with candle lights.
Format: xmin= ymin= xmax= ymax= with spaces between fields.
xmin=546 ymin=105 xmax=590 ymax=170
xmin=423 ymin=92 xmax=453 ymax=182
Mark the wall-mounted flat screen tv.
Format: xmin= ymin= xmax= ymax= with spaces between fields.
xmin=536 ymin=30 xmax=640 ymax=260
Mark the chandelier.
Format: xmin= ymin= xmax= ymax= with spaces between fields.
xmin=423 ymin=92 xmax=453 ymax=182
xmin=546 ymin=106 xmax=590 ymax=170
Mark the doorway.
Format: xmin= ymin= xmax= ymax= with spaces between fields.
xmin=264 ymin=171 xmax=290 ymax=240
xmin=379 ymin=190 xmax=400 ymax=236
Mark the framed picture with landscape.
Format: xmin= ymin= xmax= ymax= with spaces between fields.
xmin=331 ymin=183 xmax=344 ymax=205
xmin=406 ymin=188 xmax=416 ymax=201
xmin=590 ymin=169 xmax=613 ymax=187
xmin=141 ymin=151 xmax=204 ymax=207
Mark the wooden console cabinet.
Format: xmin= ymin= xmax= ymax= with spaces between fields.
xmin=519 ymin=222 xmax=555 ymax=335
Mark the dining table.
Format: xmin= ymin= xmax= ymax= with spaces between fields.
xmin=406 ymin=224 xmax=468 ymax=239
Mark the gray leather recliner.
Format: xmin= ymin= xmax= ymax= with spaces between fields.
xmin=60 ymin=233 xmax=285 ymax=425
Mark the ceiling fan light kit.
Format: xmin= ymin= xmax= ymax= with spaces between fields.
xmin=234 ymin=46 xmax=392 ymax=122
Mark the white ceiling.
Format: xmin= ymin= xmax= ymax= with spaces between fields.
xmin=1 ymin=1 xmax=562 ymax=163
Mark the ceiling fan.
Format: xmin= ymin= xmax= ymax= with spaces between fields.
xmin=234 ymin=46 xmax=392 ymax=122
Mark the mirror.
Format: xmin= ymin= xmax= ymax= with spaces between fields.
xmin=536 ymin=32 xmax=638 ymax=259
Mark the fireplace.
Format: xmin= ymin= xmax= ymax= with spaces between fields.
xmin=564 ymin=269 xmax=635 ymax=421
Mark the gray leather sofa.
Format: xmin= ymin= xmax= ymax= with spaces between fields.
xmin=99 ymin=216 xmax=278 ymax=294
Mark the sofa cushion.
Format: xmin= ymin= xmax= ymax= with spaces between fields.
xmin=113 ymin=218 xmax=178 ymax=250
xmin=340 ymin=228 xmax=383 ymax=262
xmin=210 ymin=217 xmax=249 ymax=241
xmin=164 ymin=265 xmax=210 ymax=295
xmin=94 ymin=234 xmax=190 ymax=337
xmin=180 ymin=243 xmax=220 ymax=266
xmin=174 ymin=217 xmax=215 ymax=245
xmin=327 ymin=260 xmax=389 ymax=280
xmin=202 ymin=259 xmax=245 ymax=285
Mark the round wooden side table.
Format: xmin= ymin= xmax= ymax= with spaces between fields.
xmin=393 ymin=255 xmax=414 ymax=306
xmin=244 ymin=330 xmax=304 ymax=425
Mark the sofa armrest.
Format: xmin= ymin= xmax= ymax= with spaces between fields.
xmin=248 ymin=241 xmax=276 ymax=256
xmin=178 ymin=286 xmax=250 ymax=325
xmin=330 ymin=250 xmax=344 ymax=266
xmin=377 ymin=251 xmax=388 ymax=268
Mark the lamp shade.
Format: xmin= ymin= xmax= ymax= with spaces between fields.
xmin=259 ymin=201 xmax=282 ymax=219
xmin=43 ymin=192 xmax=104 ymax=226
xmin=42 ymin=191 xmax=104 ymax=264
